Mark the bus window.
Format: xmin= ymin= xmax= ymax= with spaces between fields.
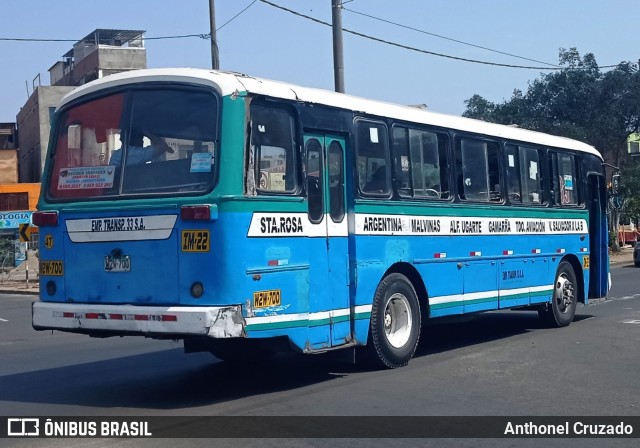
xmin=505 ymin=144 xmax=521 ymax=202
xmin=550 ymin=152 xmax=579 ymax=206
xmin=357 ymin=121 xmax=389 ymax=195
xmin=121 ymin=89 xmax=218 ymax=195
xmin=392 ymin=127 xmax=411 ymax=196
xmin=48 ymin=88 xmax=218 ymax=199
xmin=393 ymin=126 xmax=449 ymax=199
xmin=328 ymin=140 xmax=345 ymax=222
xmin=505 ymin=144 xmax=544 ymax=204
xmin=48 ymin=93 xmax=125 ymax=199
xmin=306 ymin=138 xmax=324 ymax=223
xmin=521 ymin=146 xmax=543 ymax=204
xmin=456 ymin=137 xmax=500 ymax=202
xmin=251 ymin=105 xmax=297 ymax=194
xmin=559 ymin=153 xmax=578 ymax=205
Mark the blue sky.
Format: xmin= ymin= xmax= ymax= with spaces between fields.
xmin=1 ymin=0 xmax=639 ymax=123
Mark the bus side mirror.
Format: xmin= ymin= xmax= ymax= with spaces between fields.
xmin=611 ymin=173 xmax=621 ymax=195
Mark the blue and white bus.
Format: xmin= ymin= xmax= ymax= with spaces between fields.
xmin=32 ymin=69 xmax=609 ymax=368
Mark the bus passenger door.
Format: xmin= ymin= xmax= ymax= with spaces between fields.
xmin=304 ymin=134 xmax=351 ymax=347
xmin=588 ymin=174 xmax=608 ymax=298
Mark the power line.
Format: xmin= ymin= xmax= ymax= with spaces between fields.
xmin=0 ymin=37 xmax=76 ymax=42
xmin=342 ymin=7 xmax=559 ymax=68
xmin=145 ymin=33 xmax=210 ymax=41
xmin=217 ymin=0 xmax=258 ymax=32
xmin=0 ymin=1 xmax=623 ymax=71
xmin=0 ymin=2 xmax=257 ymax=45
xmin=259 ymin=0 xmax=622 ymax=71
xmin=0 ymin=33 xmax=210 ymax=43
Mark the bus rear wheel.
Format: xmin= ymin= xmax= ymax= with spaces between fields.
xmin=539 ymin=261 xmax=577 ymax=327
xmin=367 ymin=273 xmax=421 ymax=368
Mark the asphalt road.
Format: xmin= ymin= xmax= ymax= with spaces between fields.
xmin=1 ymin=263 xmax=639 ymax=448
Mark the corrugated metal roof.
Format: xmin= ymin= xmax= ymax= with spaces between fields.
xmin=63 ymin=29 xmax=145 ymax=58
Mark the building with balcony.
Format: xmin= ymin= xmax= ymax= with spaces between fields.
xmin=16 ymin=29 xmax=147 ymax=182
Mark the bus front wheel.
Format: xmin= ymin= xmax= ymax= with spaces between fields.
xmin=539 ymin=261 xmax=577 ymax=327
xmin=367 ymin=273 xmax=421 ymax=368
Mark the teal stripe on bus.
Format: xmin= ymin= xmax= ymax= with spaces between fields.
xmin=246 ymin=310 xmax=372 ymax=332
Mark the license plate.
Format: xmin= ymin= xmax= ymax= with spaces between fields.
xmin=181 ymin=230 xmax=210 ymax=252
xmin=253 ymin=289 xmax=281 ymax=308
xmin=104 ymin=255 xmax=131 ymax=272
xmin=40 ymin=260 xmax=63 ymax=276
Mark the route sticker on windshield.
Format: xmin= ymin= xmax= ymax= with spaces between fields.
xmin=57 ymin=166 xmax=115 ymax=190
xmin=190 ymin=153 xmax=213 ymax=173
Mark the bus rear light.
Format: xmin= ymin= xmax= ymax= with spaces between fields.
xmin=45 ymin=280 xmax=57 ymax=296
xmin=32 ymin=211 xmax=59 ymax=227
xmin=190 ymin=282 xmax=205 ymax=298
xmin=181 ymin=205 xmax=211 ymax=221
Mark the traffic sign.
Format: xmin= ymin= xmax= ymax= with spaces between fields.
xmin=18 ymin=223 xmax=31 ymax=242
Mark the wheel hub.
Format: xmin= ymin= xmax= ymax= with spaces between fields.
xmin=555 ymin=274 xmax=574 ymax=313
xmin=383 ymin=293 xmax=413 ymax=348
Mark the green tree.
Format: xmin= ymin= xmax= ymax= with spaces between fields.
xmin=463 ymin=48 xmax=640 ymax=164
xmin=619 ymin=165 xmax=640 ymax=221
xmin=0 ymin=236 xmax=15 ymax=270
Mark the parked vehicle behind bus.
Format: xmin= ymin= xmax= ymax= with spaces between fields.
xmin=618 ymin=214 xmax=638 ymax=247
xmin=32 ymin=69 xmax=609 ymax=368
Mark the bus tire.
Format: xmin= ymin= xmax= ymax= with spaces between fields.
xmin=539 ymin=261 xmax=577 ymax=327
xmin=367 ymin=273 xmax=421 ymax=369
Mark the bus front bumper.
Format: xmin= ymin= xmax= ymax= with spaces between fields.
xmin=32 ymin=302 xmax=245 ymax=338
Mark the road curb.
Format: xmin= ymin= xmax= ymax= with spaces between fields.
xmin=0 ymin=288 xmax=39 ymax=296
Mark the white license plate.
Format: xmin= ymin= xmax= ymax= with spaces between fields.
xmin=104 ymin=255 xmax=131 ymax=272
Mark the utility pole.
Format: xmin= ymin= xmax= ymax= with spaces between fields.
xmin=209 ymin=0 xmax=220 ymax=69
xmin=331 ymin=0 xmax=345 ymax=93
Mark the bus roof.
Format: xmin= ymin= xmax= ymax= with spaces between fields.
xmin=57 ymin=68 xmax=602 ymax=159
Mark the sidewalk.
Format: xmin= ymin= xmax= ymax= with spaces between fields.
xmin=0 ymin=279 xmax=39 ymax=295
xmin=609 ymin=245 xmax=635 ymax=265
xmin=0 ymin=252 xmax=39 ymax=295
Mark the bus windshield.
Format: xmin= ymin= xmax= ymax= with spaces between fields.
xmin=47 ymin=87 xmax=219 ymax=200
